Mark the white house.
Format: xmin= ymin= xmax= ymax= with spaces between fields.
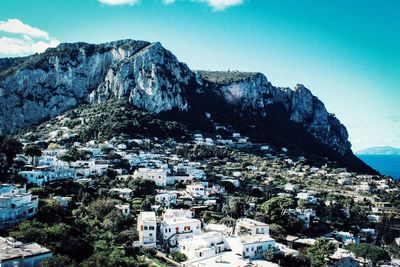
xmin=137 ymin=212 xmax=157 ymax=247
xmin=284 ymin=183 xmax=298 ymax=192
xmin=235 ymin=218 xmax=269 ymax=236
xmin=296 ymin=192 xmax=318 ymax=204
xmin=155 ymin=192 xmax=177 ymax=206
xmin=19 ymin=167 xmax=76 ymax=186
xmin=0 ymin=188 xmax=39 ymax=230
xmin=133 ymin=168 xmax=167 ymax=186
xmin=110 ymin=188 xmax=133 ymax=200
xmin=0 ymin=237 xmax=53 ymax=267
xmin=186 ymin=183 xmax=206 ymax=198
xmin=115 ymin=204 xmax=130 ymax=216
xmin=226 ymin=235 xmax=276 ymax=259
xmin=161 ymin=209 xmax=201 ymax=248
xmin=179 ymin=232 xmax=228 ymax=261
xmin=72 ymin=160 xmax=109 ymax=177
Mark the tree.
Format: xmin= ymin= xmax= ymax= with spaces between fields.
xmin=86 ymin=199 xmax=118 ymax=219
xmin=348 ymin=243 xmax=390 ymax=266
xmin=38 ymin=199 xmax=65 ymax=224
xmin=260 ymin=197 xmax=294 ymax=223
xmin=226 ymin=196 xmax=247 ymax=218
xmin=297 ymin=199 xmax=309 ymax=210
xmin=127 ymin=178 xmax=156 ymax=197
xmin=171 ymin=251 xmax=188 ymax=262
xmin=307 ymin=238 xmax=336 ymax=267
xmin=0 ymin=136 xmax=23 ymax=167
xmin=39 ymin=254 xmax=75 ymax=267
xmin=23 ymin=144 xmax=42 ymax=165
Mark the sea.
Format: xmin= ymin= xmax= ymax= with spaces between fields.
xmin=357 ymin=154 xmax=400 ymax=180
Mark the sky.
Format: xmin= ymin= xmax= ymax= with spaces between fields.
xmin=0 ymin=0 xmax=399 ymax=151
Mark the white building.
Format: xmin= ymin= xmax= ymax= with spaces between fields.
xmin=137 ymin=212 xmax=157 ymax=247
xmin=284 ymin=183 xmax=298 ymax=192
xmin=133 ymin=168 xmax=167 ymax=186
xmin=226 ymin=235 xmax=276 ymax=259
xmin=19 ymin=167 xmax=76 ymax=186
xmin=235 ymin=218 xmax=269 ymax=236
xmin=155 ymin=192 xmax=177 ymax=206
xmin=0 ymin=189 xmax=39 ymax=230
xmin=115 ymin=204 xmax=130 ymax=216
xmin=72 ymin=160 xmax=109 ymax=177
xmin=110 ymin=188 xmax=133 ymax=200
xmin=0 ymin=237 xmax=52 ymax=267
xmin=161 ymin=209 xmax=201 ymax=248
xmin=186 ymin=183 xmax=206 ymax=198
xmin=296 ymin=192 xmax=318 ymax=204
xmin=179 ymin=232 xmax=228 ymax=261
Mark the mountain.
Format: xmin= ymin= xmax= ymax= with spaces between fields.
xmin=356 ymin=146 xmax=400 ymax=155
xmin=0 ymin=39 xmax=376 ymax=174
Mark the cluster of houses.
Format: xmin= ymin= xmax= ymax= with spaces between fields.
xmin=136 ymin=210 xmax=278 ymax=266
xmin=1 ymin=131 xmax=399 ymax=266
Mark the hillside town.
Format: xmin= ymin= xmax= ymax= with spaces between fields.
xmin=0 ymin=131 xmax=399 ymax=267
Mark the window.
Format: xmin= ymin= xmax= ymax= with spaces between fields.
xmin=184 ymin=226 xmax=191 ymax=231
xmin=165 ymin=229 xmax=168 ymax=233
xmin=149 ymin=226 xmax=155 ymax=230
xmin=144 ymin=226 xmax=148 ymax=230
xmin=246 ymin=248 xmax=249 ymax=252
xmin=149 ymin=233 xmax=153 ymax=237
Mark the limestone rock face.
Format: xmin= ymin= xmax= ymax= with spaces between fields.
xmin=0 ymin=40 xmax=196 ymax=135
xmin=0 ymin=39 xmax=350 ymax=155
xmin=216 ymin=75 xmax=351 ymax=155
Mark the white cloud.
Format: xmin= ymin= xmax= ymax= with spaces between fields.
xmin=99 ymin=0 xmax=140 ymax=5
xmin=197 ymin=0 xmax=243 ymax=10
xmin=0 ymin=19 xmax=59 ymax=56
xmin=0 ymin=19 xmax=49 ymax=39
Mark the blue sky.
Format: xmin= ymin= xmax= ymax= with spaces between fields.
xmin=0 ymin=0 xmax=399 ymax=151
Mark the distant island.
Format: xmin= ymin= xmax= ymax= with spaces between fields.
xmin=356 ymin=146 xmax=400 ymax=155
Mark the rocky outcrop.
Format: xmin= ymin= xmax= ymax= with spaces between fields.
xmin=0 ymin=40 xmax=197 ymax=135
xmin=213 ymin=73 xmax=351 ymax=155
xmin=1 ymin=39 xmax=350 ymax=155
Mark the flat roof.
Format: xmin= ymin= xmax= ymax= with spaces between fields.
xmin=0 ymin=237 xmax=51 ymax=261
xmin=139 ymin=211 xmax=156 ymax=222
xmin=183 ymin=251 xmax=279 ymax=267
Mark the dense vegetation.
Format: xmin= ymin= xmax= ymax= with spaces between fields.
xmin=198 ymin=70 xmax=258 ymax=85
xmin=21 ymin=100 xmax=189 ymax=143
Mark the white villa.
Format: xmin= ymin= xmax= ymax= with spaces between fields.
xmin=110 ymin=188 xmax=133 ymax=200
xmin=235 ymin=218 xmax=269 ymax=236
xmin=155 ymin=192 xmax=177 ymax=206
xmin=161 ymin=209 xmax=201 ymax=248
xmin=115 ymin=204 xmax=130 ymax=216
xmin=19 ymin=167 xmax=76 ymax=186
xmin=179 ymin=232 xmax=228 ymax=261
xmin=186 ymin=183 xmax=206 ymax=198
xmin=136 ymin=212 xmax=157 ymax=247
xmin=133 ymin=168 xmax=167 ymax=186
xmin=226 ymin=234 xmax=276 ymax=259
xmin=0 ymin=188 xmax=39 ymax=230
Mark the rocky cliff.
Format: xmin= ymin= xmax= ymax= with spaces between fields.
xmin=1 ymin=39 xmax=363 ymax=168
xmin=0 ymin=40 xmax=197 ymax=135
xmin=204 ymin=72 xmax=351 ymax=155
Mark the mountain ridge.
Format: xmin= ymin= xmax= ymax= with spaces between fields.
xmin=0 ymin=39 xmax=376 ymax=174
